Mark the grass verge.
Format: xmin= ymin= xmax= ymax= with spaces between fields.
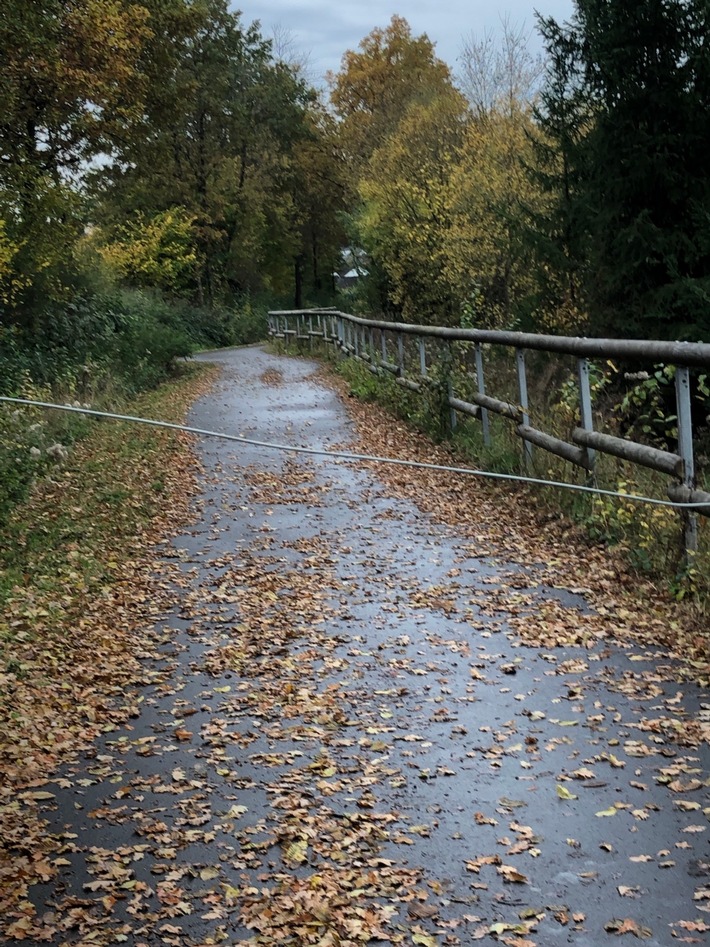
xmin=0 ymin=361 xmax=218 ymax=787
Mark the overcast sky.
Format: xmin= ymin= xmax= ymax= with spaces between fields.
xmin=236 ymin=2 xmax=577 ymax=84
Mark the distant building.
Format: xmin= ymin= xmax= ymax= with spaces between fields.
xmin=334 ymin=247 xmax=369 ymax=289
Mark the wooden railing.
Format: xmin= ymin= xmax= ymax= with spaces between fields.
xmin=268 ymin=308 xmax=710 ymax=552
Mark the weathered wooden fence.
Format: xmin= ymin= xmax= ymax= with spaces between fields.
xmin=268 ymin=308 xmax=710 ymax=553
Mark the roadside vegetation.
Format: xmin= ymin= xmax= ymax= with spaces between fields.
xmin=291 ymin=346 xmax=709 ymax=614
xmin=0 ymin=360 xmax=215 ymax=780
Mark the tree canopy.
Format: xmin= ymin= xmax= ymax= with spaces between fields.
xmin=1 ymin=4 xmax=708 ymax=346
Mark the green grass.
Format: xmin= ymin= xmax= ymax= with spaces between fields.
xmin=0 ymin=362 xmax=214 ymax=622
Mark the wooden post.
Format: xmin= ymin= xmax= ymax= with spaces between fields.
xmin=419 ymin=338 xmax=427 ymax=377
xmin=448 ymin=379 xmax=457 ymax=432
xmin=577 ymin=358 xmax=596 ymax=477
xmin=397 ymin=333 xmax=405 ymax=376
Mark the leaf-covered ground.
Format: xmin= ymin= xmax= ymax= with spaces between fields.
xmin=1 ymin=347 xmax=708 ymax=947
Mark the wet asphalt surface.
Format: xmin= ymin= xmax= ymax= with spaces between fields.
xmin=16 ymin=346 xmax=710 ymax=946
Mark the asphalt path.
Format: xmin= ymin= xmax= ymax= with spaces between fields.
xmin=17 ymin=345 xmax=710 ymax=947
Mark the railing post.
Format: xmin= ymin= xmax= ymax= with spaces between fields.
xmin=448 ymin=378 xmax=457 ymax=432
xmin=369 ymin=328 xmax=375 ymax=363
xmin=475 ymin=343 xmax=490 ymax=447
xmin=577 ymin=358 xmax=596 ymax=475
xmin=676 ymin=364 xmax=698 ymax=555
xmin=516 ymin=348 xmax=533 ymax=466
xmin=419 ymin=338 xmax=427 ymax=377
xmin=381 ymin=331 xmax=387 ymax=367
xmin=397 ymin=333 xmax=405 ymax=376
xmin=444 ymin=341 xmax=457 ymax=433
xmin=308 ymin=313 xmax=314 ymax=350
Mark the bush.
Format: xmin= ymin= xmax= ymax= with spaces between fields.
xmin=0 ymin=388 xmax=92 ymax=520
xmin=0 ymin=280 xmax=275 ymax=524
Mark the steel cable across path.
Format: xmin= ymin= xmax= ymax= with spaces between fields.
xmin=1 ymin=395 xmax=709 ymax=511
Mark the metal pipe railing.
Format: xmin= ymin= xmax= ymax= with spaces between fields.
xmin=269 ymin=309 xmax=710 ymax=556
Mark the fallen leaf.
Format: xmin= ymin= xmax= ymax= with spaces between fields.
xmin=604 ymin=917 xmax=652 ymax=938
xmin=556 ymin=784 xmax=578 ymax=800
xmin=678 ymin=920 xmax=710 ymax=932
xmin=497 ymin=864 xmax=528 ymax=884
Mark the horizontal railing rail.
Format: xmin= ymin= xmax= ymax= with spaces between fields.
xmin=269 ymin=309 xmax=710 ymax=368
xmin=268 ymin=308 xmax=710 ymax=555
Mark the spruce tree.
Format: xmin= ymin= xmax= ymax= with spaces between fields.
xmin=533 ymin=0 xmax=710 ymax=339
xmin=524 ymin=14 xmax=592 ymax=332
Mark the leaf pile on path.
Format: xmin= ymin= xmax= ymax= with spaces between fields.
xmin=0 ymin=365 xmax=217 ymax=926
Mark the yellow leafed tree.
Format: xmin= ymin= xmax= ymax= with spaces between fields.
xmin=94 ymin=208 xmax=200 ymax=296
xmin=443 ymin=106 xmax=542 ymax=329
xmin=358 ymin=90 xmax=468 ymax=323
xmin=328 ymin=15 xmax=454 ymax=175
xmin=0 ymin=221 xmax=25 ymax=307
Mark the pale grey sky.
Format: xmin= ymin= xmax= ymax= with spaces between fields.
xmin=236 ymin=2 xmax=576 ymax=83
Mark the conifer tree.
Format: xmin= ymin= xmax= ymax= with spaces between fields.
xmin=534 ymin=0 xmax=710 ymax=339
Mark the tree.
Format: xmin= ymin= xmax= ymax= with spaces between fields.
xmin=328 ymin=16 xmax=454 ymax=172
xmin=458 ymin=17 xmax=542 ymax=119
xmin=0 ymin=220 xmax=24 ymax=308
xmin=521 ymin=14 xmax=593 ymax=332
xmin=0 ymin=0 xmax=152 ymax=324
xmin=95 ymin=0 xmax=319 ymax=306
xmin=94 ymin=208 xmax=200 ymax=296
xmin=444 ymin=106 xmax=541 ymax=329
xmin=358 ymin=90 xmax=468 ymax=323
xmin=536 ymin=0 xmax=710 ymax=339
xmin=290 ymin=109 xmax=348 ymax=308
xmin=450 ymin=20 xmax=547 ymax=329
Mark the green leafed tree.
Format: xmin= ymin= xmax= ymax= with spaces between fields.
xmin=0 ymin=0 xmax=152 ymax=325
xmin=522 ymin=13 xmax=593 ymax=333
xmin=95 ymin=0 xmax=323 ymax=307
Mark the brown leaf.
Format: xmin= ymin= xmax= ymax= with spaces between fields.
xmin=678 ymin=920 xmax=710 ymax=932
xmin=497 ymin=864 xmax=528 ymax=884
xmin=604 ymin=918 xmax=652 ymax=938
